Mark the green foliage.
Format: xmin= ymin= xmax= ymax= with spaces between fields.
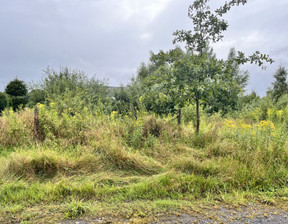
xmin=271 ymin=66 xmax=288 ymax=102
xmin=27 ymin=89 xmax=45 ymax=107
xmin=136 ymin=62 xmax=157 ymax=81
xmin=173 ymin=0 xmax=273 ymax=66
xmin=5 ymin=79 xmax=28 ymax=97
xmin=140 ymin=85 xmax=175 ymax=116
xmin=40 ymin=67 xmax=109 ymax=114
xmin=276 ymin=93 xmax=288 ymax=109
xmin=181 ymin=103 xmax=207 ymax=127
xmin=236 ymin=95 xmax=269 ymax=122
xmin=238 ymin=91 xmax=260 ymax=110
xmin=65 ymin=200 xmax=88 ymax=219
xmin=146 ymin=47 xmax=236 ymax=126
xmin=172 ymin=0 xmax=273 ymax=132
xmin=137 ymin=47 xmax=248 ymax=118
xmin=0 ymin=92 xmax=9 ymax=112
xmin=111 ymin=80 xmax=145 ymax=116
xmin=203 ymin=48 xmax=249 ymax=114
xmin=11 ymin=96 xmax=28 ymax=111
xmin=111 ymin=86 xmax=130 ymax=114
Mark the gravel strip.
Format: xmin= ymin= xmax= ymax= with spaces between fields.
xmin=61 ymin=205 xmax=288 ymax=224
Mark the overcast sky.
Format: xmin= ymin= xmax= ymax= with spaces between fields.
xmin=0 ymin=0 xmax=287 ymax=96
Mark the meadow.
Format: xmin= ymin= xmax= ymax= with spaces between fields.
xmin=0 ymin=103 xmax=288 ymax=223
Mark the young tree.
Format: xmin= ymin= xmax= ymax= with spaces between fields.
xmin=147 ymin=47 xmax=235 ymax=119
xmin=271 ymin=66 xmax=288 ymax=102
xmin=173 ymin=0 xmax=273 ymax=133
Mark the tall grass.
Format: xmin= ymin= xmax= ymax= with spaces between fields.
xmin=0 ymin=104 xmax=288 ymax=222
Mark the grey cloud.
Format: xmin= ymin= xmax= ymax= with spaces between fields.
xmin=0 ymin=0 xmax=288 ymax=95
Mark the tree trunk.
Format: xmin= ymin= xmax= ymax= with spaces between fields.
xmin=196 ymin=98 xmax=200 ymax=134
xmin=177 ymin=109 xmax=182 ymax=125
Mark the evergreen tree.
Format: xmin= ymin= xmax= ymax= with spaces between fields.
xmin=272 ymin=66 xmax=288 ymax=102
xmin=5 ymin=79 xmax=27 ymax=96
xmin=5 ymin=78 xmax=28 ymax=110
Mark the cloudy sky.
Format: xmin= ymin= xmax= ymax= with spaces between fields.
xmin=0 ymin=0 xmax=287 ymax=96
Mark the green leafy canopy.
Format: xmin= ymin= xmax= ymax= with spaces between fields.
xmin=173 ymin=0 xmax=273 ymax=66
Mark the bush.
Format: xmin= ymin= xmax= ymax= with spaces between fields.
xmin=10 ymin=96 xmax=28 ymax=111
xmin=40 ymin=67 xmax=109 ymax=114
xmin=0 ymin=92 xmax=9 ymax=113
xmin=27 ymin=89 xmax=45 ymax=107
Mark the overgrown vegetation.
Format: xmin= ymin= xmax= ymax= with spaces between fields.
xmin=1 ymin=0 xmax=288 ymax=223
xmin=0 ymin=95 xmax=288 ymax=222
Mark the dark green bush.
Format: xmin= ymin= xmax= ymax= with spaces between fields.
xmin=0 ymin=92 xmax=9 ymax=112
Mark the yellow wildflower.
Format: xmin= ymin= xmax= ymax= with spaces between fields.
xmin=49 ymin=102 xmax=55 ymax=108
xmin=224 ymin=119 xmax=236 ymax=128
xmin=37 ymin=103 xmax=45 ymax=109
xmin=240 ymin=123 xmax=252 ymax=130
xmin=258 ymin=120 xmax=275 ymax=130
xmin=276 ymin=110 xmax=283 ymax=120
xmin=110 ymin=111 xmax=118 ymax=121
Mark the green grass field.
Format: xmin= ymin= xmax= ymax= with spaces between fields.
xmin=0 ymin=106 xmax=288 ymax=223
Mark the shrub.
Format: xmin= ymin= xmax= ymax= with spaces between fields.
xmin=40 ymin=67 xmax=109 ymax=114
xmin=27 ymin=89 xmax=45 ymax=107
xmin=0 ymin=92 xmax=9 ymax=112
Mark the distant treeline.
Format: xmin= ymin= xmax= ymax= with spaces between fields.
xmin=0 ymin=47 xmax=288 ymax=131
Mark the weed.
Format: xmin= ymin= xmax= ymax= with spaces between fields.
xmin=65 ymin=199 xmax=88 ymax=219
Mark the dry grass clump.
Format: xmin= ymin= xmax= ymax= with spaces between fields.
xmin=0 ymin=109 xmax=34 ymax=146
xmin=190 ymin=127 xmax=219 ymax=149
xmin=205 ymin=139 xmax=238 ymax=157
xmin=142 ymin=116 xmax=165 ymax=138
xmin=74 ymin=154 xmax=103 ymax=173
xmin=1 ymin=151 xmax=74 ymax=180
xmin=0 ymin=150 xmax=105 ymax=180
xmin=0 ymin=117 xmax=8 ymax=144
xmin=171 ymin=157 xmax=219 ymax=177
xmin=91 ymin=139 xmax=164 ymax=175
